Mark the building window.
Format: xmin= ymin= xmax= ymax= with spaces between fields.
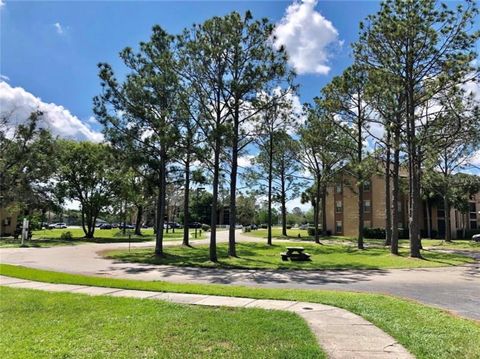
xmin=364 ymin=180 xmax=371 ymax=192
xmin=336 ymin=221 xmax=342 ymax=234
xmin=469 ymin=202 xmax=476 ymax=212
xmin=336 ymin=183 xmax=342 ymax=194
xmin=364 ymin=200 xmax=371 ymax=213
xmin=437 ymin=209 xmax=445 ymax=218
xmin=335 ymin=201 xmax=343 ymax=213
xmin=471 ymin=221 xmax=478 ymax=230
xmin=364 ymin=220 xmax=371 ymax=228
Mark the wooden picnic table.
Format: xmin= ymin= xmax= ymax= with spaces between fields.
xmin=281 ymin=247 xmax=311 ymax=261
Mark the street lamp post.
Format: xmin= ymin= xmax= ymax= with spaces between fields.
xmin=195 ymin=187 xmax=205 ymax=239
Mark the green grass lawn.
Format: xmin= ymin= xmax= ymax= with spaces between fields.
xmin=105 ymin=241 xmax=473 ymax=270
xmin=246 ymin=228 xmax=480 ymax=251
xmin=1 ymin=263 xmax=478 ymax=359
xmin=0 ymin=228 xmax=204 ymax=248
xmin=0 ymin=286 xmax=322 ymax=359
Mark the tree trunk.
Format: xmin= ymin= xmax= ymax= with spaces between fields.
xmin=426 ymin=199 xmax=431 ymax=239
xmin=183 ymin=155 xmax=191 ymax=246
xmin=228 ymin=120 xmax=239 ymax=257
xmin=134 ymin=204 xmax=143 ymax=236
xmin=385 ymin=130 xmax=392 ymax=246
xmin=321 ymin=187 xmax=327 ymax=236
xmin=122 ymin=200 xmax=127 ymax=236
xmin=209 ymin=141 xmax=220 ymax=262
xmin=155 ymin=156 xmax=167 ymax=257
xmin=357 ymin=118 xmax=364 ymax=250
xmin=81 ymin=207 xmax=87 ymax=237
xmin=267 ymin=133 xmax=273 ymax=245
xmin=314 ymin=179 xmax=321 ymax=244
xmin=391 ymin=123 xmax=400 ymax=255
xmin=281 ymin=161 xmax=287 ymax=237
xmin=444 ymin=196 xmax=452 ymax=242
xmin=406 ymin=41 xmax=422 ymax=258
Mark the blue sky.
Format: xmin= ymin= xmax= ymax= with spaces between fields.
xmin=1 ymin=0 xmax=478 ymax=210
xmin=1 ymin=0 xmax=381 ymax=130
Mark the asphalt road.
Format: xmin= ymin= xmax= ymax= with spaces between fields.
xmin=1 ymin=231 xmax=479 ymax=320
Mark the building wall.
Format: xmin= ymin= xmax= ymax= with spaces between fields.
xmin=325 ymin=169 xmax=480 ymax=239
xmin=0 ymin=208 xmax=18 ymax=236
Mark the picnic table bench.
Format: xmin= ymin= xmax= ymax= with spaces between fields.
xmin=281 ymin=247 xmax=311 ymax=261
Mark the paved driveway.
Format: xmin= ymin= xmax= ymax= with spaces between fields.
xmin=1 ymin=231 xmax=479 ymax=320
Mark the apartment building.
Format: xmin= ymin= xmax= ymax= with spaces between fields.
xmin=324 ymin=172 xmax=480 ymax=239
xmin=0 ymin=207 xmax=18 ymax=237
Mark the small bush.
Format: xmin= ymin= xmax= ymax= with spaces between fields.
xmin=201 ymin=224 xmax=210 ymax=232
xmin=242 ymin=226 xmax=251 ymax=233
xmin=420 ymin=229 xmax=439 ymax=239
xmin=307 ymin=227 xmax=330 ymax=236
xmin=60 ymin=231 xmax=73 ymax=240
xmin=286 ymin=225 xmax=292 ymax=230
xmin=456 ymin=228 xmax=480 ymax=239
xmin=307 ymin=227 xmax=318 ymax=236
xmin=260 ymin=224 xmax=268 ymax=229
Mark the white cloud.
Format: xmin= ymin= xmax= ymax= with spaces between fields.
xmin=462 ymin=76 xmax=480 ymax=103
xmin=53 ymin=22 xmax=65 ymax=35
xmin=0 ymin=81 xmax=103 ymax=142
xmin=273 ymin=0 xmax=341 ymax=75
xmin=0 ymin=1 xmax=5 ymax=9
xmin=238 ymin=155 xmax=255 ymax=168
xmin=0 ymin=74 xmax=9 ymax=81
xmin=286 ymin=196 xmax=311 ymax=212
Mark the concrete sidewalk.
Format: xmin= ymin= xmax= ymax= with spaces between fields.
xmin=0 ymin=275 xmax=412 ymax=359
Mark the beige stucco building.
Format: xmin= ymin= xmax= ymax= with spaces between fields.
xmin=324 ymin=173 xmax=480 ymax=239
xmin=0 ymin=207 xmax=18 ymax=237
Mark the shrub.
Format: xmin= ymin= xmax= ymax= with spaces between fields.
xmin=242 ymin=226 xmax=251 ymax=233
xmin=456 ymin=228 xmax=480 ymax=239
xmin=363 ymin=227 xmax=385 ymax=239
xmin=201 ymin=224 xmax=210 ymax=232
xmin=60 ymin=231 xmax=73 ymax=240
xmin=260 ymin=224 xmax=268 ymax=229
xmin=420 ymin=229 xmax=439 ymax=239
xmin=286 ymin=225 xmax=292 ymax=229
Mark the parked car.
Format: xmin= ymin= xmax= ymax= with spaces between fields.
xmin=250 ymin=224 xmax=258 ymax=230
xmin=164 ymin=222 xmax=181 ymax=229
xmin=473 ymin=234 xmax=480 ymax=242
xmin=188 ymin=222 xmax=202 ymax=228
xmin=48 ymin=223 xmax=67 ymax=229
xmin=119 ymin=224 xmax=134 ymax=229
xmin=299 ymin=224 xmax=309 ymax=230
xmin=99 ymin=223 xmax=112 ymax=230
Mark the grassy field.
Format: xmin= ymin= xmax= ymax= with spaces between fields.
xmin=0 ymin=228 xmax=204 ymax=248
xmin=1 ymin=263 xmax=478 ymax=359
xmin=0 ymin=286 xmax=322 ymax=359
xmin=245 ymin=228 xmax=480 ymax=251
xmin=105 ymin=241 xmax=473 ymax=270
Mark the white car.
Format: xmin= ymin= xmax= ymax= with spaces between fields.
xmin=472 ymin=234 xmax=480 ymax=242
xmin=49 ymin=223 xmax=68 ymax=229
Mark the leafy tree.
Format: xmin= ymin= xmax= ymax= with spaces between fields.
xmin=423 ymin=90 xmax=480 ymax=241
xmin=271 ymin=132 xmax=304 ymax=236
xmin=56 ymin=141 xmax=121 ymax=238
xmin=221 ymin=11 xmax=292 ymax=257
xmin=178 ymin=16 xmax=232 ymax=261
xmin=322 ymin=65 xmax=376 ymax=249
xmin=0 ymin=111 xmax=57 ymax=224
xmin=236 ymin=194 xmax=256 ymax=226
xmin=248 ymin=92 xmax=298 ymax=245
xmin=299 ymin=103 xmax=352 ymax=244
xmin=94 ymin=26 xmax=179 ymax=255
xmin=355 ymin=0 xmax=479 ymax=257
